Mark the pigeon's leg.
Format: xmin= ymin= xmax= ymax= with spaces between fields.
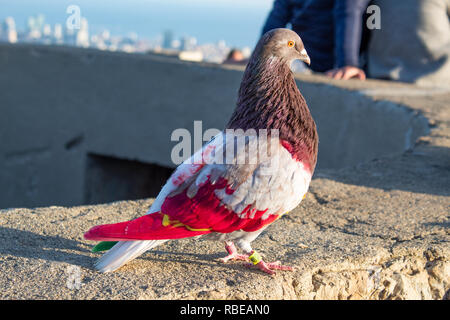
xmin=237 ymin=240 xmax=294 ymax=275
xmin=247 ymin=256 xmax=295 ymax=275
xmin=218 ymin=241 xmax=250 ymax=263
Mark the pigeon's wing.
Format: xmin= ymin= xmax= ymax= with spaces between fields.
xmin=84 ymin=131 xmax=312 ymax=241
xmin=84 ymin=132 xmax=225 ymax=241
xmin=161 ymin=130 xmax=312 ymax=234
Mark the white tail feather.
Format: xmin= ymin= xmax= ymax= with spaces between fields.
xmin=95 ymin=240 xmax=167 ymax=273
xmin=93 ymin=143 xmax=214 ymax=273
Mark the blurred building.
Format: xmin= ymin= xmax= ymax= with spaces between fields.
xmin=0 ymin=13 xmax=244 ymax=63
xmin=64 ymin=25 xmax=76 ymax=46
xmin=41 ymin=24 xmax=52 ymax=44
xmin=1 ymin=17 xmax=18 ymax=43
xmin=180 ymin=36 xmax=197 ymax=51
xmin=162 ymin=30 xmax=173 ymax=49
xmin=53 ymin=23 xmax=63 ymax=44
xmin=75 ymin=18 xmax=89 ymax=48
xmin=26 ymin=14 xmax=46 ymax=41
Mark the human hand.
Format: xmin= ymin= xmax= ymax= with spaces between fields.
xmin=325 ymin=66 xmax=366 ymax=80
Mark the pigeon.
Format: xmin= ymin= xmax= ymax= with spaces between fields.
xmin=84 ymin=28 xmax=318 ymax=275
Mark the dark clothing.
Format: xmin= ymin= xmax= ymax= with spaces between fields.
xmin=334 ymin=0 xmax=371 ymax=68
xmin=262 ymin=0 xmax=371 ymax=72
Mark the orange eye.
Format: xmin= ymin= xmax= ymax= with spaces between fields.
xmin=287 ymin=41 xmax=295 ymax=47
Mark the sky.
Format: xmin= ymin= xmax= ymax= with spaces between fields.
xmin=0 ymin=0 xmax=276 ymax=48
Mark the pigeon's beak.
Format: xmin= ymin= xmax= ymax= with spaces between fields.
xmin=298 ymin=48 xmax=311 ymax=66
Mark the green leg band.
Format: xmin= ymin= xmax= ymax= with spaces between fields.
xmin=248 ymin=251 xmax=262 ymax=265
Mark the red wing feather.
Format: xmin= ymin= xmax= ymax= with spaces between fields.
xmin=84 ymin=176 xmax=278 ymax=241
xmin=163 ymin=176 xmax=279 ymax=233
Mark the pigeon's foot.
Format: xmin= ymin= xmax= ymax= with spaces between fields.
xmin=218 ymin=242 xmax=249 ymax=263
xmin=219 ymin=253 xmax=250 ymax=263
xmin=244 ymin=251 xmax=294 ymax=275
xmin=219 ymin=245 xmax=294 ymax=275
xmin=245 ymin=260 xmax=294 ymax=275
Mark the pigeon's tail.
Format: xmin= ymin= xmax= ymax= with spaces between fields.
xmin=85 ymin=212 xmax=211 ymax=272
xmin=95 ymin=240 xmax=166 ymax=273
xmin=84 ymin=212 xmax=210 ymax=241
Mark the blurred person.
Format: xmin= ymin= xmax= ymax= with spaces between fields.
xmin=262 ymin=0 xmax=369 ymax=79
xmin=365 ymin=0 xmax=450 ymax=87
xmin=222 ymin=48 xmax=248 ymax=65
xmin=263 ymin=0 xmax=450 ymax=86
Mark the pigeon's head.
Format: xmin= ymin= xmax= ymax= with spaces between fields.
xmin=254 ymin=28 xmax=311 ymax=66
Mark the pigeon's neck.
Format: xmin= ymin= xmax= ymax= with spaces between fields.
xmin=227 ymin=57 xmax=318 ymax=172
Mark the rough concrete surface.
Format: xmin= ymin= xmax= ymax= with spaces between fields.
xmin=0 ymin=47 xmax=449 ymax=300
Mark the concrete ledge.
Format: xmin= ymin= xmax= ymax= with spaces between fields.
xmin=0 ymin=44 xmax=449 ymax=299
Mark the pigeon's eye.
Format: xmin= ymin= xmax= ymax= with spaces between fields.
xmin=287 ymin=41 xmax=295 ymax=48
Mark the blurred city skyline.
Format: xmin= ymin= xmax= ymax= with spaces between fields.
xmin=0 ymin=0 xmax=274 ymax=48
